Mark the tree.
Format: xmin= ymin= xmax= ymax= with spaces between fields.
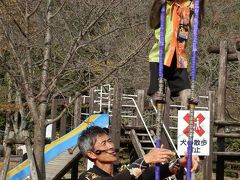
xmin=1 ymin=0 xmax=239 ymax=178
xmin=0 ymin=0 xmax=152 ymax=178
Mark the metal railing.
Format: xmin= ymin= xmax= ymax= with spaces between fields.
xmin=79 ymin=84 xmax=210 ymax=157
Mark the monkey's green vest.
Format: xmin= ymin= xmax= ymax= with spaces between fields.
xmin=149 ymin=0 xmax=193 ymax=68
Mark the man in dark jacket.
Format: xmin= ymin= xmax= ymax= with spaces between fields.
xmin=78 ymin=126 xmax=199 ymax=180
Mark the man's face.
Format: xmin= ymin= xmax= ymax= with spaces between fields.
xmin=89 ymin=134 xmax=117 ymax=163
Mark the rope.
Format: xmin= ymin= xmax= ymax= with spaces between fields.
xmin=186 ymin=0 xmax=200 ymax=179
xmin=155 ymin=1 xmax=166 ymax=180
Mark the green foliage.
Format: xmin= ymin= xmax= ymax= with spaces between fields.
xmin=226 ymin=139 xmax=240 ymax=152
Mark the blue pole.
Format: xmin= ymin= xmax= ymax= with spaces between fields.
xmin=187 ymin=0 xmax=200 ymax=180
xmin=191 ymin=0 xmax=200 ymax=81
xmin=155 ymin=2 xmax=166 ymax=180
xmin=158 ymin=2 xmax=166 ymax=79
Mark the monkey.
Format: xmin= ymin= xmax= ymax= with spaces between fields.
xmin=149 ymin=0 xmax=205 ymax=30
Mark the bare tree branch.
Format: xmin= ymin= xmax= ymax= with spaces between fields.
xmin=35 ymin=38 xmax=79 ymax=100
xmin=81 ymin=0 xmax=121 ymax=37
xmin=46 ymin=32 xmax=152 ymax=125
xmin=77 ymin=22 xmax=145 ymax=50
xmin=1 ymin=10 xmax=39 ymax=127
xmin=27 ymin=0 xmax=43 ymax=18
xmin=15 ymin=0 xmax=25 ymax=18
xmin=0 ymin=0 xmax=27 ymax=37
xmin=50 ymin=0 xmax=67 ymax=19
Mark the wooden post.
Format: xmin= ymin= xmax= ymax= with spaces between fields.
xmin=0 ymin=145 xmax=11 ymax=180
xmin=134 ymin=89 xmax=144 ymax=126
xmin=89 ymin=87 xmax=96 ymax=115
xmin=216 ymin=41 xmax=228 ymax=180
xmin=110 ymin=82 xmax=122 ymax=152
xmin=74 ymin=94 xmax=81 ymax=127
xmin=161 ymin=87 xmax=171 ymax=149
xmin=203 ymin=91 xmax=215 ymax=180
xmin=60 ymin=112 xmax=67 ymax=136
xmin=71 ymin=98 xmax=80 ymax=179
xmin=25 ymin=138 xmax=39 ymax=180
xmin=71 ymin=158 xmax=79 ymax=179
xmin=51 ymin=98 xmax=57 ymax=140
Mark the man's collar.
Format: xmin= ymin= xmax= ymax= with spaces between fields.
xmin=91 ymin=165 xmax=113 ymax=177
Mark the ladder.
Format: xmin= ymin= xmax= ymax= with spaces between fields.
xmin=129 ymin=128 xmax=156 ymax=157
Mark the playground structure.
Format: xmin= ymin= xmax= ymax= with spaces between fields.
xmin=71 ymin=84 xmax=214 ymax=178
xmin=5 ymin=114 xmax=109 ymax=180
xmin=48 ymin=39 xmax=240 ymax=179
xmin=0 ymin=39 xmax=240 ymax=179
xmin=207 ymin=40 xmax=240 ymax=180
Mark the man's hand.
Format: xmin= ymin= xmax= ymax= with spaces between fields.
xmin=178 ymin=155 xmax=200 ymax=172
xmin=143 ymin=145 xmax=175 ymax=164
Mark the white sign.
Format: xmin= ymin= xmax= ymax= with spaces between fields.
xmin=177 ymin=110 xmax=210 ymax=156
xmin=46 ymin=124 xmax=53 ymax=138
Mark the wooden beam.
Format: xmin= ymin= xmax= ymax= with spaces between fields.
xmin=72 ymin=95 xmax=80 ymax=179
xmin=217 ymin=41 xmax=227 ymax=123
xmin=203 ymin=91 xmax=215 ymax=180
xmin=0 ymin=155 xmax=22 ymax=162
xmin=123 ymin=126 xmax=156 ymax=131
xmin=0 ymin=145 xmax=11 ymax=180
xmin=161 ymin=87 xmax=171 ymax=149
xmin=225 ymin=161 xmax=240 ymax=166
xmin=207 ymin=46 xmax=235 ymax=54
xmin=60 ymin=113 xmax=67 ymax=136
xmin=214 ymin=121 xmax=240 ymax=126
xmin=70 ymin=159 xmax=79 ymax=180
xmin=214 ymin=133 xmax=240 ymax=138
xmin=129 ymin=129 xmax=145 ymax=158
xmin=235 ymin=40 xmax=240 ymax=61
xmin=49 ymin=152 xmax=82 ymax=180
xmin=110 ymin=82 xmax=122 ymax=152
xmin=89 ymin=87 xmax=96 ymax=115
xmin=74 ymin=94 xmax=81 ymax=127
xmin=216 ymin=41 xmax=228 ymax=180
xmin=213 ymin=152 xmax=240 ymax=156
xmin=227 ymin=53 xmax=239 ymax=61
xmin=25 ymin=138 xmax=39 ymax=180
xmin=51 ymin=98 xmax=57 ymax=140
xmin=208 ymin=44 xmax=239 ymax=61
xmin=224 ymin=169 xmax=240 ymax=178
xmin=135 ymin=89 xmax=144 ymax=126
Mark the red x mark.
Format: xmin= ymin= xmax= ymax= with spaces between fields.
xmin=183 ymin=113 xmax=205 ymax=137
